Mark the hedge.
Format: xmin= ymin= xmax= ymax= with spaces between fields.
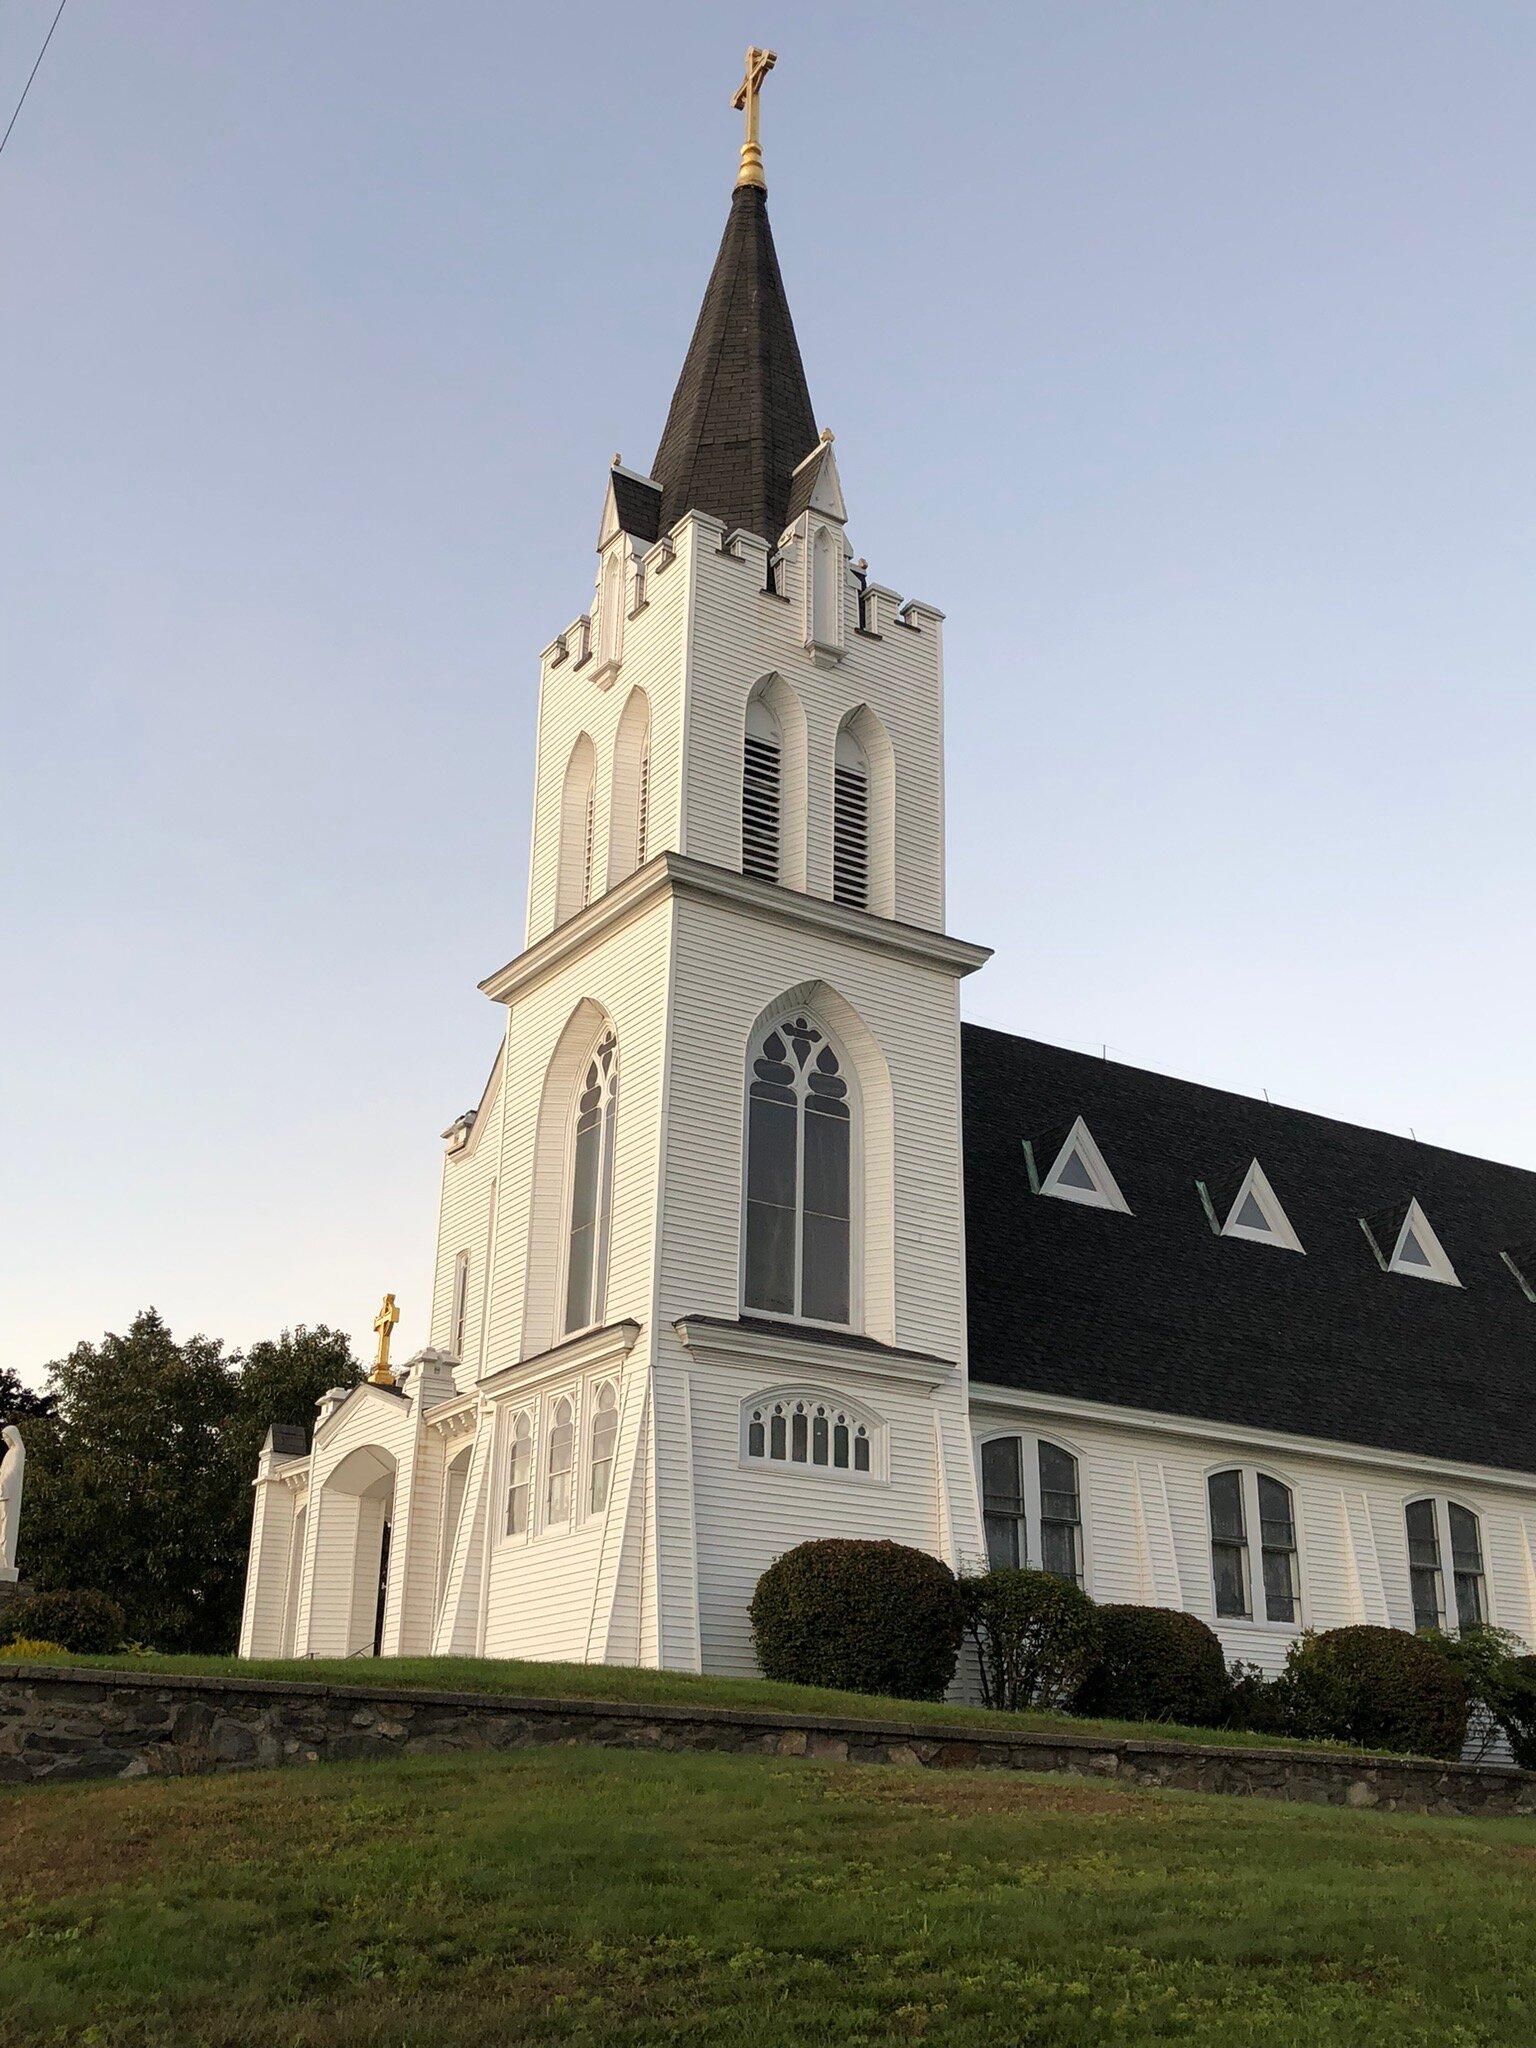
xmin=750 ymin=1539 xmax=962 ymax=1701
xmin=1073 ymin=1604 xmax=1231 ymax=1726
xmin=0 ymin=1588 xmax=126 ymax=1654
xmin=1282 ymin=1625 xmax=1469 ymax=1758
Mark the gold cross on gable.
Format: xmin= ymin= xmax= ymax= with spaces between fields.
xmin=732 ymin=45 xmax=776 ymax=191
xmin=370 ymin=1291 xmax=400 ymax=1386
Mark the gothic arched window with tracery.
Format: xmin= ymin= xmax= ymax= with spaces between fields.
xmin=744 ymin=1014 xmax=853 ymax=1325
xmin=564 ymin=1030 xmax=618 ymax=1336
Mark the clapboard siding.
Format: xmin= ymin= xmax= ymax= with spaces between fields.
xmin=969 ymin=1393 xmax=1536 ymax=1672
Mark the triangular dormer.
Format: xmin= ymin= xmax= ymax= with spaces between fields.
xmin=1389 ymin=1198 xmax=1460 ymax=1286
xmin=1039 ymin=1116 xmax=1131 ymax=1215
xmin=1221 ymin=1159 xmax=1304 ymax=1254
xmin=784 ymin=432 xmax=847 ymax=528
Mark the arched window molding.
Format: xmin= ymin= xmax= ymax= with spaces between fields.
xmin=522 ymin=1000 xmax=619 ymax=1360
xmin=740 ymin=1385 xmax=885 ymax=1480
xmin=555 ymin=734 xmax=597 ymax=924
xmin=743 ymin=1010 xmax=858 ymax=1328
xmin=608 ymin=687 xmax=653 ymax=885
xmin=588 ymin=1380 xmax=619 ymax=1514
xmin=834 ymin=706 xmax=895 ymax=917
xmin=740 ymin=981 xmax=895 ymax=1344
xmin=742 ymin=675 xmax=808 ymax=891
xmin=1206 ymin=1466 xmax=1300 ymax=1626
xmin=1405 ymin=1495 xmax=1486 ymax=1632
xmin=977 ymin=1433 xmax=1085 ymax=1584
xmin=595 ymin=545 xmax=626 ymax=677
xmin=436 ymin=1443 xmax=473 ymax=1613
xmin=560 ymin=1029 xmax=618 ymax=1339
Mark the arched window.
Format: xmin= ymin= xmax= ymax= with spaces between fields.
xmin=833 ymin=724 xmax=870 ymax=909
xmin=556 ymin=734 xmax=597 ymax=924
xmin=1406 ymin=1497 xmax=1485 ymax=1631
xmin=1208 ymin=1469 xmax=1298 ymax=1624
xmin=744 ymin=1014 xmax=853 ymax=1325
xmin=743 ymin=694 xmax=782 ymax=882
xmin=589 ymin=1382 xmax=618 ymax=1514
xmin=504 ymin=1411 xmax=533 ymax=1538
xmin=979 ymin=1435 xmax=1083 ymax=1583
xmin=742 ymin=1389 xmax=881 ymax=1478
xmin=546 ymin=1395 xmax=575 ymax=1524
xmin=563 ymin=1030 xmax=618 ymax=1336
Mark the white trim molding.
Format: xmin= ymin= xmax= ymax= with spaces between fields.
xmin=480 ymin=1319 xmax=641 ymax=1406
xmin=675 ymin=1316 xmax=956 ymax=1394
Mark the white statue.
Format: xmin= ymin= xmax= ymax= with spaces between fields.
xmin=0 ymin=1425 xmax=24 ymax=1582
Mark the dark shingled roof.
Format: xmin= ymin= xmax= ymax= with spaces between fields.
xmin=651 ymin=184 xmax=819 ymax=545
xmin=961 ymin=1023 xmax=1536 ymax=1474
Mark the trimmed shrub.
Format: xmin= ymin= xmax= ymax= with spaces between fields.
xmin=1073 ymin=1605 xmax=1230 ymax=1727
xmin=750 ymin=1539 xmax=963 ymax=1701
xmin=960 ymin=1568 xmax=1102 ymax=1712
xmin=1492 ymin=1655 xmax=1536 ymax=1770
xmin=1418 ymin=1625 xmax=1522 ymax=1763
xmin=0 ymin=1588 xmax=125 ymax=1654
xmin=1282 ymin=1625 xmax=1469 ymax=1758
xmin=0 ymin=1638 xmax=70 ymax=1661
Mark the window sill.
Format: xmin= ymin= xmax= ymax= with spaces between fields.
xmin=738 ymin=1457 xmax=888 ymax=1487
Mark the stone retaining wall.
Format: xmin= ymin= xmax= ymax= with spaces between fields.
xmin=3 ymin=1664 xmax=1534 ymax=1818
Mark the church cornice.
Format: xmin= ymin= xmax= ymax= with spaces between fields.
xmin=675 ymin=1314 xmax=957 ymax=1394
xmin=477 ymin=1318 xmax=642 ymax=1402
xmin=479 ymin=853 xmax=991 ymax=1007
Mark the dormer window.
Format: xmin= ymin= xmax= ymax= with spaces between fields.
xmin=1220 ymin=1160 xmax=1304 ymax=1254
xmin=1034 ymin=1116 xmax=1131 ymax=1215
xmin=1388 ymin=1199 xmax=1460 ymax=1286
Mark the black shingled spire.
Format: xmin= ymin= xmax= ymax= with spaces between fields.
xmin=651 ymin=183 xmax=820 ymax=546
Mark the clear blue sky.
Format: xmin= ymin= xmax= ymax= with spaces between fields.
xmin=5 ymin=1 xmax=1533 ymax=1383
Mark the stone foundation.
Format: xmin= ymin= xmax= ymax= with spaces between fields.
xmin=3 ymin=1664 xmax=1534 ymax=1818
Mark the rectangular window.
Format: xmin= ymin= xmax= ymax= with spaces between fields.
xmin=1037 ymin=1440 xmax=1082 ymax=1585
xmin=1449 ymin=1503 xmax=1485 ymax=1630
xmin=800 ymin=1096 xmax=851 ymax=1324
xmin=744 ymin=1090 xmax=797 ymax=1315
xmin=982 ymin=1436 xmax=1026 ymax=1570
xmin=1405 ymin=1498 xmax=1444 ymax=1631
xmin=1257 ymin=1474 xmax=1298 ymax=1624
xmin=450 ymin=1250 xmax=470 ymax=1359
xmin=1208 ymin=1470 xmax=1251 ymax=1619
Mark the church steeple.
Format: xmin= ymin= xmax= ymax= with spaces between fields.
xmin=649 ymin=51 xmax=819 ymax=546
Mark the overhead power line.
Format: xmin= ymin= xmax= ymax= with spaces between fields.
xmin=0 ymin=0 xmax=71 ymax=162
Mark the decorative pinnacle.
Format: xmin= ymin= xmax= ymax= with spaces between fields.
xmin=732 ymin=45 xmax=776 ymax=190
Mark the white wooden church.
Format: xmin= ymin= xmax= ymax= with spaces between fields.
xmin=239 ymin=61 xmax=1536 ymax=1682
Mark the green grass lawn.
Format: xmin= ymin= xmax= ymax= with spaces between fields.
xmin=4 ymin=1745 xmax=1536 ymax=2046
xmin=56 ymin=1650 xmax=1355 ymax=1754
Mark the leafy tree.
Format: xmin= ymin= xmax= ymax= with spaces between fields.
xmin=0 ymin=1365 xmax=53 ymax=1427
xmin=18 ymin=1311 xmax=359 ymax=1654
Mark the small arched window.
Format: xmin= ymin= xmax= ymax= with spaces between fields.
xmin=556 ymin=734 xmax=597 ymax=924
xmin=1406 ymin=1497 xmax=1485 ymax=1631
xmin=589 ymin=1382 xmax=619 ymax=1514
xmin=742 ymin=1389 xmax=881 ymax=1477
xmin=744 ymin=1014 xmax=852 ymax=1325
xmin=833 ymin=725 xmax=870 ymax=909
xmin=564 ymin=1030 xmax=618 ymax=1336
xmin=979 ymin=1435 xmax=1083 ymax=1583
xmin=742 ymin=694 xmax=782 ymax=882
xmin=546 ymin=1395 xmax=575 ymax=1524
xmin=1208 ymin=1469 xmax=1298 ymax=1624
xmin=504 ymin=1411 xmax=533 ymax=1538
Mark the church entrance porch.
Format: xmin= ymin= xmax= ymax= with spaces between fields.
xmin=306 ymin=1443 xmax=397 ymax=1658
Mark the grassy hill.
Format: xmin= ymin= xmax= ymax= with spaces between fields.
xmin=5 ymin=1742 xmax=1536 ymax=2046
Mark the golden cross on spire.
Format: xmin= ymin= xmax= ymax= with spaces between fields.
xmin=732 ymin=45 xmax=776 ymax=191
xmin=369 ymin=1292 xmax=400 ymax=1387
